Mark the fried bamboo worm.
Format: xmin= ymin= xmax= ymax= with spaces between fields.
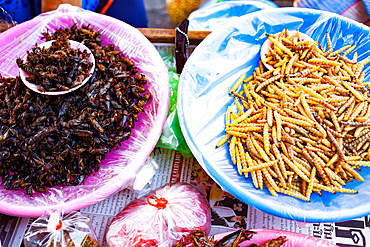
xmin=246 ymin=134 xmax=264 ymax=160
xmin=256 ymin=168 xmax=264 ymax=190
xmin=327 ymin=130 xmax=346 ymax=161
xmin=274 ymin=110 xmax=282 ymax=142
xmin=306 ymin=96 xmax=336 ymax=111
xmin=333 ymin=186 xmax=358 ymax=194
xmin=235 ymin=143 xmax=242 ymax=174
xmin=283 ymin=121 xmax=309 ymax=137
xmin=326 ymin=32 xmax=334 ymax=54
xmin=285 ymin=54 xmax=298 ymax=75
xmin=267 ymin=108 xmax=273 ymax=127
xmin=229 ymin=136 xmax=237 ymax=165
xmin=306 ymin=166 xmax=316 ymax=199
xmin=217 ymin=107 xmax=233 ymax=148
xmin=268 ymin=36 xmax=294 ymax=57
xmin=241 ymin=159 xmax=278 ymax=173
xmin=283 ymin=108 xmax=315 ymax=125
xmin=262 ymin=167 xmax=280 ymax=192
xmin=313 ymin=182 xmax=335 ymax=193
xmin=251 ymin=171 xmax=259 ymax=189
xmin=342 ymin=80 xmax=365 ymax=101
xmin=328 ymin=44 xmax=352 ymax=57
xmin=338 ymin=96 xmax=355 ymax=115
xmin=307 ymin=150 xmax=331 ymax=186
xmin=216 ymin=134 xmax=231 ymax=148
xmin=280 ymin=141 xmax=291 ymax=159
xmin=250 ymin=134 xmax=270 ymax=162
xmin=356 ymin=102 xmax=370 ymax=122
xmin=272 ymin=143 xmax=287 ymax=180
xmin=279 ymin=187 xmax=310 ymax=201
xmin=343 ymin=163 xmax=364 ymax=182
xmin=264 ymin=177 xmax=279 ymax=197
xmin=299 ymin=93 xmax=315 ymax=120
xmin=281 ymin=154 xmax=310 ymax=182
xmin=347 ymin=101 xmax=366 ymax=123
xmin=255 ymin=75 xmax=283 ymax=92
xmin=263 ymin=123 xmax=270 ymax=154
xmin=280 ymin=115 xmax=314 ymax=127
xmin=347 ymin=160 xmax=370 ymax=167
xmin=244 ymin=151 xmax=258 ymax=184
xmin=348 ymin=130 xmax=370 ymax=147
xmin=342 ymin=121 xmax=370 ymax=126
xmin=270 ymin=155 xmax=287 ymax=189
xmin=297 ymin=84 xmax=327 ymax=102
xmin=230 ymin=91 xmax=249 ymax=105
xmin=226 ymin=128 xmax=263 ymax=138
xmin=325 ymin=167 xmax=346 ymax=185
xmin=237 ymin=141 xmax=247 ymax=175
xmin=229 ymin=73 xmax=246 ymax=94
xmin=330 ymin=111 xmax=341 ymax=133
xmin=234 ymin=97 xmax=245 ymax=117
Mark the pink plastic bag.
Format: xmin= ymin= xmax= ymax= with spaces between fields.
xmin=106 ymin=183 xmax=212 ymax=247
xmin=23 ymin=210 xmax=100 ymax=247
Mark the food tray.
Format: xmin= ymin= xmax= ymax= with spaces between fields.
xmin=0 ymin=5 xmax=169 ymax=217
xmin=177 ymin=7 xmax=370 ymax=222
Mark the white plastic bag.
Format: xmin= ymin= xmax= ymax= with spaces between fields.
xmin=106 ymin=182 xmax=212 ymax=247
xmin=23 ymin=210 xmax=100 ymax=247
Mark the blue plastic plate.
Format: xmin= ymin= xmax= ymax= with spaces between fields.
xmin=178 ymin=7 xmax=370 ymax=223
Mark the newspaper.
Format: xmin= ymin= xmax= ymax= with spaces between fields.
xmin=1 ymin=147 xmax=370 ymax=247
xmin=0 ymin=214 xmax=29 ymax=247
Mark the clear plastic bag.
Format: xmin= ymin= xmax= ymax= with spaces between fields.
xmin=0 ymin=6 xmax=16 ymax=33
xmin=23 ymin=210 xmax=100 ymax=247
xmin=0 ymin=4 xmax=169 ymax=217
xmin=106 ymin=182 xmax=212 ymax=247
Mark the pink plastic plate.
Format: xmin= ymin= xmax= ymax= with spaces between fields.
xmin=0 ymin=5 xmax=169 ymax=217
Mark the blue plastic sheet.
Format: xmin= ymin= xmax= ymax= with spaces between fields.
xmin=295 ymin=0 xmax=370 ymax=26
xmin=178 ymin=7 xmax=370 ymax=223
xmin=364 ymin=0 xmax=370 ymax=17
xmin=188 ymin=0 xmax=278 ymax=31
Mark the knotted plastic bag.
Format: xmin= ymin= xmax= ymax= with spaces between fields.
xmin=23 ymin=210 xmax=100 ymax=247
xmin=106 ymin=182 xmax=211 ymax=247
